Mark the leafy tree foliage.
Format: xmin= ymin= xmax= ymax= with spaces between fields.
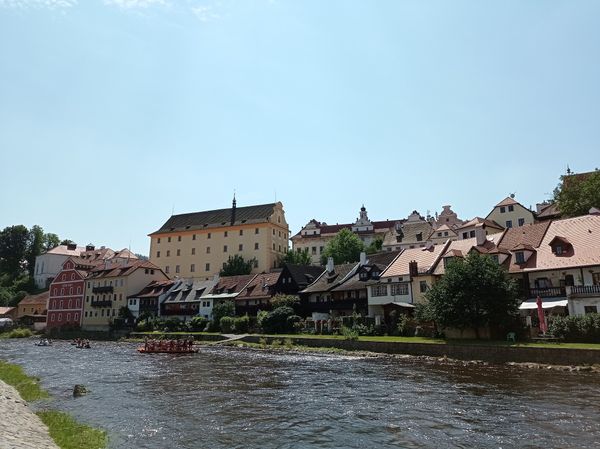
xmin=365 ymin=236 xmax=383 ymax=254
xmin=270 ymin=294 xmax=300 ymax=309
xmin=212 ymin=300 xmax=235 ymax=325
xmin=60 ymin=239 xmax=75 ymax=246
xmin=0 ymin=225 xmax=30 ymax=277
xmin=44 ymin=233 xmax=60 ymax=251
xmin=554 ymin=170 xmax=600 ymax=217
xmin=426 ymin=252 xmax=519 ymax=338
xmin=219 ymin=255 xmax=256 ymax=276
xmin=320 ymin=229 xmax=364 ymax=265
xmin=260 ymin=306 xmax=296 ymax=334
xmin=278 ymin=249 xmax=312 ymax=266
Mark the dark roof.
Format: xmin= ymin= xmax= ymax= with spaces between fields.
xmin=283 ymin=264 xmax=325 ymax=288
xmin=537 ymin=202 xmax=561 ymax=220
xmin=129 ymin=280 xmax=176 ymax=298
xmin=151 ymin=203 xmax=278 ymax=235
xmin=497 ymin=221 xmax=551 ymax=252
xmin=301 ymin=263 xmax=357 ymax=294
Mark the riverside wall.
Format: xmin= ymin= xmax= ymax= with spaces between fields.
xmin=241 ymin=336 xmax=600 ymax=365
xmin=0 ymin=381 xmax=58 ymax=449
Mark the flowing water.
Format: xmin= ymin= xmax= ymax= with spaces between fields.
xmin=1 ymin=339 xmax=600 ymax=449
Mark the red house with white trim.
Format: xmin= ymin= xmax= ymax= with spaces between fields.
xmin=46 ymin=258 xmax=88 ymax=330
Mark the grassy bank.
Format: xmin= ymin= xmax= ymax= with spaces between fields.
xmin=0 ymin=360 xmax=107 ymax=449
xmin=0 ymin=360 xmax=49 ymax=401
xmin=37 ymin=411 xmax=107 ymax=449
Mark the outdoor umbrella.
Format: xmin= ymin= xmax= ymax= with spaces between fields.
xmin=536 ymin=296 xmax=547 ymax=335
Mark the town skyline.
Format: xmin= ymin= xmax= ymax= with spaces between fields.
xmin=2 ymin=1 xmax=599 ymax=254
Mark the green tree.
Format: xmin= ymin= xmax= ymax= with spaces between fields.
xmin=212 ymin=300 xmax=235 ymax=324
xmin=220 ymin=255 xmax=256 ymax=276
xmin=43 ymin=233 xmax=60 ymax=251
xmin=320 ymin=228 xmax=364 ymax=265
xmin=26 ymin=225 xmax=45 ymax=277
xmin=270 ymin=294 xmax=300 ymax=309
xmin=365 ymin=236 xmax=383 ymax=254
xmin=0 ymin=225 xmax=30 ymax=278
xmin=278 ymin=249 xmax=312 ymax=266
xmin=554 ymin=170 xmax=600 ymax=217
xmin=60 ymin=239 xmax=75 ymax=246
xmin=426 ymin=252 xmax=519 ymax=338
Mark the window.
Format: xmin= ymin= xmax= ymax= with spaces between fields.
xmin=254 ymin=260 xmax=259 ymax=268
xmin=273 ymin=243 xmax=276 ymax=250
xmin=168 ymin=237 xmax=171 ymax=242
xmin=584 ymin=306 xmax=598 ymax=314
xmin=175 ymin=265 xmax=180 ymax=273
xmin=371 ymin=285 xmax=388 ymax=297
xmin=506 ymin=220 xmax=513 ymax=229
xmin=239 ymin=244 xmax=243 ymax=251
xmin=554 ymin=245 xmax=563 ymax=255
xmin=239 ymin=229 xmax=243 ymax=236
xmin=69 ymin=287 xmax=73 ymax=295
xmin=177 ymin=249 xmax=181 ymax=256
xmin=67 ymin=313 xmax=70 ymax=322
xmin=157 ymin=238 xmax=161 ymax=244
xmin=518 ymin=218 xmax=525 ymax=227
xmin=278 ymin=245 xmax=282 ymax=252
xmin=223 ymin=245 xmax=228 ymax=253
xmin=312 ymin=246 xmax=317 ymax=255
xmin=191 ymin=248 xmax=196 ymax=255
xmin=206 ymin=247 xmax=211 ymax=254
xmin=165 ymin=266 xmax=170 ymax=273
xmin=391 ymin=283 xmax=408 ymax=295
xmin=190 ymin=264 xmax=195 ymax=272
xmin=255 ymin=243 xmax=259 ymax=250
xmin=515 ymin=252 xmax=525 ymax=264
xmin=255 ymin=228 xmax=259 ymax=234
xmin=319 ymin=246 xmax=324 ymax=253
xmin=416 ymin=232 xmax=423 ymax=242
xmin=207 ymin=233 xmax=211 ymax=239
xmin=156 ymin=251 xmax=160 ymax=258
xmin=178 ymin=236 xmax=181 ymax=242
xmin=444 ymin=231 xmax=449 ymax=237
xmin=205 ymin=263 xmax=210 ymax=272
xmin=508 ymin=205 xmax=514 ymax=212
xmin=58 ymin=313 xmax=62 ymax=321
xmin=192 ymin=234 xmax=196 ymax=240
xmin=419 ymin=281 xmax=428 ymax=293
xmin=224 ymin=231 xmax=228 ymax=237
xmin=500 ymin=206 xmax=506 ymax=213
xmin=437 ymin=232 xmax=442 ymax=237
xmin=166 ymin=250 xmax=170 ymax=257
xmin=462 ymin=232 xmax=468 ymax=239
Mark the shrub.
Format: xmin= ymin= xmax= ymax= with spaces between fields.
xmin=270 ymin=294 xmax=300 ymax=309
xmin=189 ymin=316 xmax=209 ymax=332
xmin=7 ymin=328 xmax=33 ymax=338
xmin=353 ymin=323 xmax=374 ymax=336
xmin=162 ymin=318 xmax=187 ymax=332
xmin=212 ymin=301 xmax=235 ymax=325
xmin=261 ymin=306 xmax=295 ymax=334
xmin=397 ymin=314 xmax=409 ymax=336
xmin=256 ymin=310 xmax=269 ymax=331
xmin=271 ymin=338 xmax=283 ymax=347
xmin=286 ymin=315 xmax=302 ymax=333
xmin=549 ymin=314 xmax=600 ymax=342
xmin=341 ymin=326 xmax=359 ymax=341
xmin=233 ymin=315 xmax=250 ymax=333
xmin=258 ymin=337 xmax=268 ymax=347
xmin=220 ymin=316 xmax=234 ymax=333
xmin=283 ymin=338 xmax=293 ymax=348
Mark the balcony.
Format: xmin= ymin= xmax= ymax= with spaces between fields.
xmin=528 ymin=287 xmax=566 ymax=298
xmin=568 ymin=285 xmax=600 ymax=298
xmin=90 ymin=300 xmax=113 ymax=308
xmin=161 ymin=308 xmax=198 ymax=316
xmin=92 ymin=286 xmax=114 ymax=294
xmin=302 ymin=298 xmax=368 ymax=313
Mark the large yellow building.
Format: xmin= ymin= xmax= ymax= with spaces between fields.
xmin=148 ymin=200 xmax=290 ymax=279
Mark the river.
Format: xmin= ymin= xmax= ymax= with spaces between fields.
xmin=1 ymin=339 xmax=600 ymax=449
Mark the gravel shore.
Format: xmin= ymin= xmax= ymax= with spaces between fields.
xmin=0 ymin=381 xmax=58 ymax=449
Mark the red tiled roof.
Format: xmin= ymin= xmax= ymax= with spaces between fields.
xmin=88 ymin=260 xmax=164 ymax=279
xmin=18 ymin=291 xmax=49 ymax=306
xmin=211 ymin=274 xmax=257 ymax=294
xmin=382 ymin=244 xmax=448 ymax=278
xmin=236 ymin=272 xmax=281 ymax=300
xmin=457 ymin=217 xmax=503 ymax=230
xmin=497 ymin=221 xmax=551 ymax=251
xmin=495 ymin=197 xmax=519 ymax=207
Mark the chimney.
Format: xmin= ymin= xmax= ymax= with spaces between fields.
xmin=85 ymin=244 xmax=95 ymax=252
xmin=326 ymin=257 xmax=334 ymax=274
xmin=359 ymin=251 xmax=367 ymax=266
xmin=67 ymin=243 xmax=77 ymax=251
xmin=475 ymin=227 xmax=486 ymax=246
xmin=536 ymin=202 xmax=548 ymax=214
xmin=230 ymin=195 xmax=237 ymax=226
xmin=409 ymin=260 xmax=418 ymax=278
xmin=425 ymin=240 xmax=434 ymax=250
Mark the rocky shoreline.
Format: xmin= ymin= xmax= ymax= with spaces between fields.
xmin=0 ymin=381 xmax=58 ymax=449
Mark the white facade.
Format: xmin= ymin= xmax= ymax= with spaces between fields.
xmin=34 ymin=246 xmax=84 ymax=288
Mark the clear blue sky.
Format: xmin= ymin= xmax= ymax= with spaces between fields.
xmin=1 ymin=0 xmax=599 ymax=255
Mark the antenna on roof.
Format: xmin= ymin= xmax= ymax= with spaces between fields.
xmin=274 ymin=189 xmax=277 ymax=202
xmin=566 ymin=165 xmax=572 ymax=175
xmin=510 ymin=192 xmax=516 ymax=199
xmin=171 ymin=204 xmax=175 ymax=216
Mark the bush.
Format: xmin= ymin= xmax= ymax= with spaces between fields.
xmin=341 ymin=326 xmax=359 ymax=341
xmin=233 ymin=315 xmax=250 ymax=333
xmin=286 ymin=315 xmax=302 ymax=333
xmin=220 ymin=316 xmax=234 ymax=333
xmin=261 ymin=306 xmax=295 ymax=334
xmin=549 ymin=314 xmax=600 ymax=342
xmin=162 ymin=318 xmax=188 ymax=332
xmin=189 ymin=316 xmax=209 ymax=332
xmin=212 ymin=301 xmax=235 ymax=325
xmin=7 ymin=328 xmax=33 ymax=338
xmin=270 ymin=294 xmax=300 ymax=309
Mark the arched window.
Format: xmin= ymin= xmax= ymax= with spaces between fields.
xmin=68 ymin=299 xmax=72 ymax=308
xmin=59 ymin=300 xmax=63 ymax=308
xmin=77 ymin=287 xmax=81 ymax=294
xmin=60 ymin=288 xmax=64 ymax=295
xmin=66 ymin=313 xmax=71 ymax=322
xmin=74 ymin=313 xmax=79 ymax=321
xmin=71 ymin=273 xmax=75 ymax=280
xmin=58 ymin=313 xmax=62 ymax=321
xmin=69 ymin=287 xmax=73 ymax=295
xmin=52 ymin=300 xmax=56 ymax=308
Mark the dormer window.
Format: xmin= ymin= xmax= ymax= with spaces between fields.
xmin=549 ymin=236 xmax=571 ymax=256
xmin=515 ymin=252 xmax=525 ymax=264
xmin=359 ymin=272 xmax=368 ymax=280
xmin=372 ymin=271 xmax=380 ymax=279
xmin=555 ymin=245 xmax=563 ymax=255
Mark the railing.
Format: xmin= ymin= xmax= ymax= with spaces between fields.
xmin=161 ymin=308 xmax=197 ymax=316
xmin=302 ymin=298 xmax=368 ymax=313
xmin=92 ymin=286 xmax=114 ymax=294
xmin=528 ymin=287 xmax=566 ymax=298
xmin=90 ymin=300 xmax=112 ymax=308
xmin=569 ymin=285 xmax=600 ymax=296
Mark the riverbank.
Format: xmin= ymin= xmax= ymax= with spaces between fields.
xmin=0 ymin=360 xmax=107 ymax=449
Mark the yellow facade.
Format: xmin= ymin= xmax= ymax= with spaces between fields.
xmin=81 ymin=266 xmax=168 ymax=331
xmin=149 ymin=203 xmax=289 ymax=279
xmin=487 ymin=202 xmax=535 ymax=229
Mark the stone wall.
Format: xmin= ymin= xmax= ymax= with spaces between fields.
xmin=242 ymin=336 xmax=600 ymax=365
